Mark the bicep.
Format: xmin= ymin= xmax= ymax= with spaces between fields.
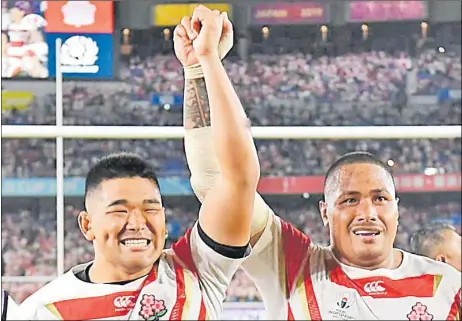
xmin=198 ymin=175 xmax=255 ymax=247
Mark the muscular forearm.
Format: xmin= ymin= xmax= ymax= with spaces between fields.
xmin=183 ymin=66 xmax=268 ymax=238
xmin=198 ymin=55 xmax=259 ymax=183
xmin=183 ymin=75 xmax=218 ymax=201
xmin=184 ymin=77 xmax=211 ymax=130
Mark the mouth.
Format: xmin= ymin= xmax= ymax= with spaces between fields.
xmin=352 ymin=230 xmax=381 ymax=237
xmin=351 ymin=226 xmax=382 ymax=241
xmin=120 ymin=238 xmax=152 ymax=249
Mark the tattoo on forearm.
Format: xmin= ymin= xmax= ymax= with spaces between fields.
xmin=184 ymin=78 xmax=211 ymax=129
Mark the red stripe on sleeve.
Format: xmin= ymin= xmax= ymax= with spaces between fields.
xmin=303 ymin=256 xmax=322 ymax=320
xmin=198 ymin=299 xmax=207 ymax=320
xmin=280 ymin=219 xmax=312 ymax=294
xmin=287 ymin=304 xmax=295 ymax=320
xmin=169 ymin=260 xmax=187 ymax=320
xmin=170 ymin=227 xmax=208 ymax=320
xmin=446 ymin=288 xmax=461 ymax=320
xmin=171 ymin=228 xmax=197 ymax=274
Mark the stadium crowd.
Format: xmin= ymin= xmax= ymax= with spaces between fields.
xmin=2 ymin=37 xmax=461 ymax=177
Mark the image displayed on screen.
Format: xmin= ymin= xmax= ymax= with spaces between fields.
xmin=1 ymin=0 xmax=48 ymax=78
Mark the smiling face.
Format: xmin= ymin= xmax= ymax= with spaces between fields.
xmin=320 ymin=163 xmax=399 ymax=268
xmin=79 ymin=177 xmax=166 ymax=274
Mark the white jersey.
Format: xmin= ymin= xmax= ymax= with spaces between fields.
xmin=20 ymin=224 xmax=249 ymax=320
xmin=1 ymin=291 xmax=22 ymax=320
xmin=242 ymin=212 xmax=461 ymax=320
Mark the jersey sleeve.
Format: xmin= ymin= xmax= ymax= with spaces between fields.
xmin=241 ymin=210 xmax=313 ymax=319
xmin=171 ymin=223 xmax=251 ymax=319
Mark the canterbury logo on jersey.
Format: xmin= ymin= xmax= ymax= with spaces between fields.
xmin=363 ymin=281 xmax=386 ymax=294
xmin=113 ymin=295 xmax=135 ymax=309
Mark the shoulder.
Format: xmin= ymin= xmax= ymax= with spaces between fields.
xmin=405 ymin=251 xmax=459 ymax=277
xmin=277 ymin=215 xmax=313 ymax=252
xmin=403 ymin=251 xmax=460 ymax=293
xmin=20 ymin=263 xmax=90 ymax=314
xmin=4 ymin=293 xmax=21 ymax=321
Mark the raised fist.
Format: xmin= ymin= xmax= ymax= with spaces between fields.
xmin=173 ymin=5 xmax=233 ymax=66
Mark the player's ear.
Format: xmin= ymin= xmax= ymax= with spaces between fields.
xmin=78 ymin=211 xmax=95 ymax=241
xmin=435 ymin=254 xmax=447 ymax=264
xmin=319 ymin=200 xmax=329 ymax=227
xmin=162 ymin=207 xmax=168 ymax=240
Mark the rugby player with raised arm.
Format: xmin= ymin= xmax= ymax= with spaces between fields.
xmin=181 ymin=16 xmax=461 ymax=319
xmin=20 ymin=6 xmax=259 ymax=320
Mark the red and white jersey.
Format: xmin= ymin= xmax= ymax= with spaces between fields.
xmin=6 ymin=17 xmax=39 ymax=57
xmin=20 ymin=224 xmax=249 ymax=320
xmin=242 ymin=212 xmax=461 ymax=320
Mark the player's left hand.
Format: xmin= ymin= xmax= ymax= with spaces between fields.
xmin=173 ymin=16 xmax=199 ymax=67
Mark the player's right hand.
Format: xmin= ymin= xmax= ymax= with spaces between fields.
xmin=174 ymin=7 xmax=233 ymax=67
xmin=190 ymin=5 xmax=223 ymax=60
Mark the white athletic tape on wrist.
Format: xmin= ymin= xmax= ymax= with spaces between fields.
xmin=185 ymin=128 xmax=219 ymax=200
xmin=184 ymin=32 xmax=233 ymax=80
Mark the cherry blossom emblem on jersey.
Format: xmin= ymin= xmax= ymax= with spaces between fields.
xmin=406 ymin=302 xmax=433 ymax=321
xmin=138 ymin=294 xmax=168 ymax=321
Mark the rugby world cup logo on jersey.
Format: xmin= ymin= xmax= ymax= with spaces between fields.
xmin=363 ymin=280 xmax=386 ymax=296
xmin=329 ymin=292 xmax=356 ymax=320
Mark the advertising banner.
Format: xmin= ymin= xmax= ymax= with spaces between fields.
xmin=1 ymin=91 xmax=35 ymax=110
xmin=349 ymin=1 xmax=426 ymax=22
xmin=3 ymin=173 xmax=460 ymax=197
xmin=251 ymin=2 xmax=327 ymax=25
xmin=1 ymin=177 xmax=193 ymax=197
xmin=153 ymin=3 xmax=231 ymax=26
xmin=46 ymin=32 xmax=113 ymax=78
xmin=257 ymin=173 xmax=461 ymax=194
xmin=44 ymin=1 xmax=113 ymax=34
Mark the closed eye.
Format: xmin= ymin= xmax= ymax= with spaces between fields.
xmin=106 ymin=206 xmax=128 ymax=214
xmin=107 ymin=210 xmax=127 ymax=215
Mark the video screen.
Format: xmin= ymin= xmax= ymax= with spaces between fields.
xmin=1 ymin=0 xmax=48 ymax=78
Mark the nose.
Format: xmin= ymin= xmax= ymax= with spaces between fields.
xmin=126 ymin=209 xmax=147 ymax=231
xmin=356 ymin=199 xmax=378 ymax=222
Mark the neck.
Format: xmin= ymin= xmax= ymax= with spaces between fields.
xmin=89 ymin=260 xmax=154 ymax=283
xmin=334 ymin=248 xmax=403 ymax=270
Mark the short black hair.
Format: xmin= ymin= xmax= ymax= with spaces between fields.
xmin=84 ymin=152 xmax=160 ymax=199
xmin=324 ymin=151 xmax=395 ymax=191
xmin=409 ymin=222 xmax=456 ymax=257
